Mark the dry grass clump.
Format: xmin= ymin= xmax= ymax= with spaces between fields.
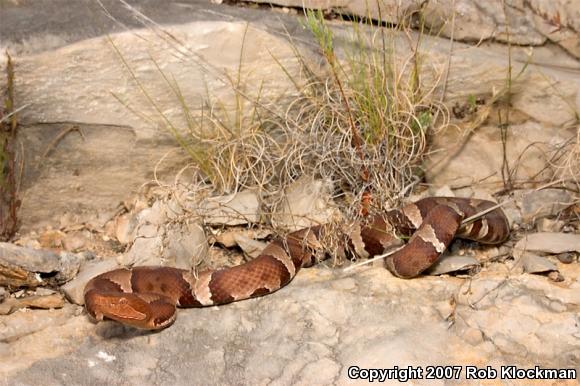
xmin=270 ymin=10 xmax=449 ymax=217
xmin=107 ymin=2 xmax=449 ymax=222
xmin=176 ymin=11 xmax=448 ymax=220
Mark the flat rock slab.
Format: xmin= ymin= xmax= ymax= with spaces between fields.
xmin=0 ymin=0 xmax=308 ymax=55
xmin=251 ymin=0 xmax=580 ymax=58
xmin=515 ymin=232 xmax=580 ymax=255
xmin=0 ymin=242 xmax=81 ymax=287
xmin=2 ymin=265 xmax=579 ymax=384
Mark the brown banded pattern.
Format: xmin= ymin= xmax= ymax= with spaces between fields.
xmin=84 ymin=197 xmax=510 ymax=330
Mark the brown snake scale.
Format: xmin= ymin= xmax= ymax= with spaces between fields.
xmin=84 ymin=197 xmax=509 ymax=329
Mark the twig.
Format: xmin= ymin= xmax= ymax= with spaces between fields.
xmin=342 ymin=245 xmax=405 ymax=273
xmin=0 ymin=104 xmax=29 ymax=124
xmin=42 ymin=125 xmax=85 ymax=158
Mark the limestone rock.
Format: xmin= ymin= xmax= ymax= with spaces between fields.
xmin=8 ymin=11 xmax=579 ymax=232
xmin=117 ymin=198 xmax=209 ymax=268
xmin=198 ymin=189 xmax=261 ymax=226
xmin=163 ymin=222 xmax=209 ymax=269
xmin=536 ymin=217 xmax=565 ymax=233
xmin=118 ymin=236 xmax=164 ymax=267
xmin=213 ymin=228 xmax=272 ymax=248
xmin=0 ymin=294 xmax=65 ymax=315
xmin=62 ymin=231 xmax=88 ymax=252
xmin=252 ymin=0 xmax=580 ymax=58
xmin=0 ymin=243 xmax=82 ymax=288
xmin=232 ymin=234 xmax=268 ymax=259
xmin=520 ymin=252 xmax=558 ymax=274
xmin=4 ymin=266 xmax=578 ymax=382
xmin=521 ymin=189 xmax=573 ymax=221
xmin=0 ymin=2 xmax=579 ymax=383
xmin=271 ymin=176 xmax=338 ymax=231
xmin=0 ymin=304 xmax=79 ymax=344
xmin=61 ymin=259 xmax=120 ymax=305
xmin=114 ymin=213 xmax=139 ymax=245
xmin=10 ymin=19 xmax=305 ymax=231
xmin=455 ymin=272 xmax=580 ymax=363
xmin=426 ymin=122 xmax=576 ymax=191
xmin=426 ymin=254 xmax=480 ymax=276
xmin=556 ymin=252 xmax=577 ymax=264
xmin=514 ymin=232 xmax=580 ymax=257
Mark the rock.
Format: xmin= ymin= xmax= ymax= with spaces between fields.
xmin=271 ymin=176 xmax=338 ymax=231
xmin=61 ymin=259 xmax=120 ymax=305
xmin=536 ymin=217 xmax=564 ymax=233
xmin=213 ymin=228 xmax=272 ymax=248
xmin=137 ymin=224 xmax=160 ymax=239
xmin=514 ymin=232 xmax=580 ymax=256
xmin=118 ymin=236 xmax=164 ymax=267
xmin=0 ymin=287 xmax=5 ymax=301
xmin=499 ymin=199 xmax=521 ymax=228
xmin=427 ymin=122 xmax=576 ymax=192
xmin=0 ymin=294 xmax=65 ymax=315
xmin=521 ymin=189 xmax=573 ymax=221
xmin=8 ymin=6 xmax=579 ymax=234
xmin=454 ymin=272 xmax=580 ymax=364
xmin=62 ymin=231 xmax=87 ymax=252
xmin=12 ymin=235 xmax=41 ymax=250
xmin=0 ymin=243 xmax=82 ymax=288
xmin=547 ymin=270 xmax=565 ymax=282
xmin=165 ymin=197 xmax=185 ymax=220
xmin=114 ymin=213 xmax=138 ymax=244
xmin=2 ymin=264 xmax=580 ymax=381
xmin=252 ymin=0 xmax=580 ymax=58
xmin=0 ymin=304 xmax=79 ymax=343
xmin=520 ymin=252 xmax=558 ymax=274
xmin=38 ymin=230 xmax=66 ymax=249
xmin=84 ymin=208 xmax=120 ymax=232
xmin=526 ymin=0 xmax=580 ymax=58
xmin=232 ymin=234 xmax=268 ymax=259
xmin=34 ymin=288 xmax=56 ymax=296
xmin=426 ymin=255 xmax=480 ymax=276
xmin=137 ymin=200 xmax=167 ymax=226
xmin=1 ymin=1 xmax=579 ymax=382
xmin=162 ymin=222 xmax=209 ymax=269
xmin=461 ymin=327 xmax=484 ymax=346
xmin=198 ymin=189 xmax=261 ymax=226
xmin=11 ymin=18 xmax=306 ymax=232
xmin=556 ymin=252 xmax=577 ymax=264
xmin=117 ymin=200 xmax=209 ymax=269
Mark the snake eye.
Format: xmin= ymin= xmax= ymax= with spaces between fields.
xmin=119 ymin=298 xmax=128 ymax=305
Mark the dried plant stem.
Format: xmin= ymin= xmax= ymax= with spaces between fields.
xmin=0 ymin=51 xmax=20 ymax=240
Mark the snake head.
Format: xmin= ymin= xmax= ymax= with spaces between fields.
xmin=84 ymin=291 xmax=176 ymax=330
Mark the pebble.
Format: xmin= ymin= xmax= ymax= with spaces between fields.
xmin=521 ymin=189 xmax=572 ymax=221
xmin=521 ymin=253 xmax=558 ymax=274
xmin=556 ymin=252 xmax=577 ymax=264
xmin=426 ymin=255 xmax=480 ymax=275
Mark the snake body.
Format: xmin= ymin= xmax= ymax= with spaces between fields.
xmin=84 ymin=197 xmax=509 ymax=329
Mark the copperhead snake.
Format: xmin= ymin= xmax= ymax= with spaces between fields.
xmin=84 ymin=197 xmax=509 ymax=329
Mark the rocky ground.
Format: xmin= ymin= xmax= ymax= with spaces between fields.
xmin=1 ymin=1 xmax=579 ymax=385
